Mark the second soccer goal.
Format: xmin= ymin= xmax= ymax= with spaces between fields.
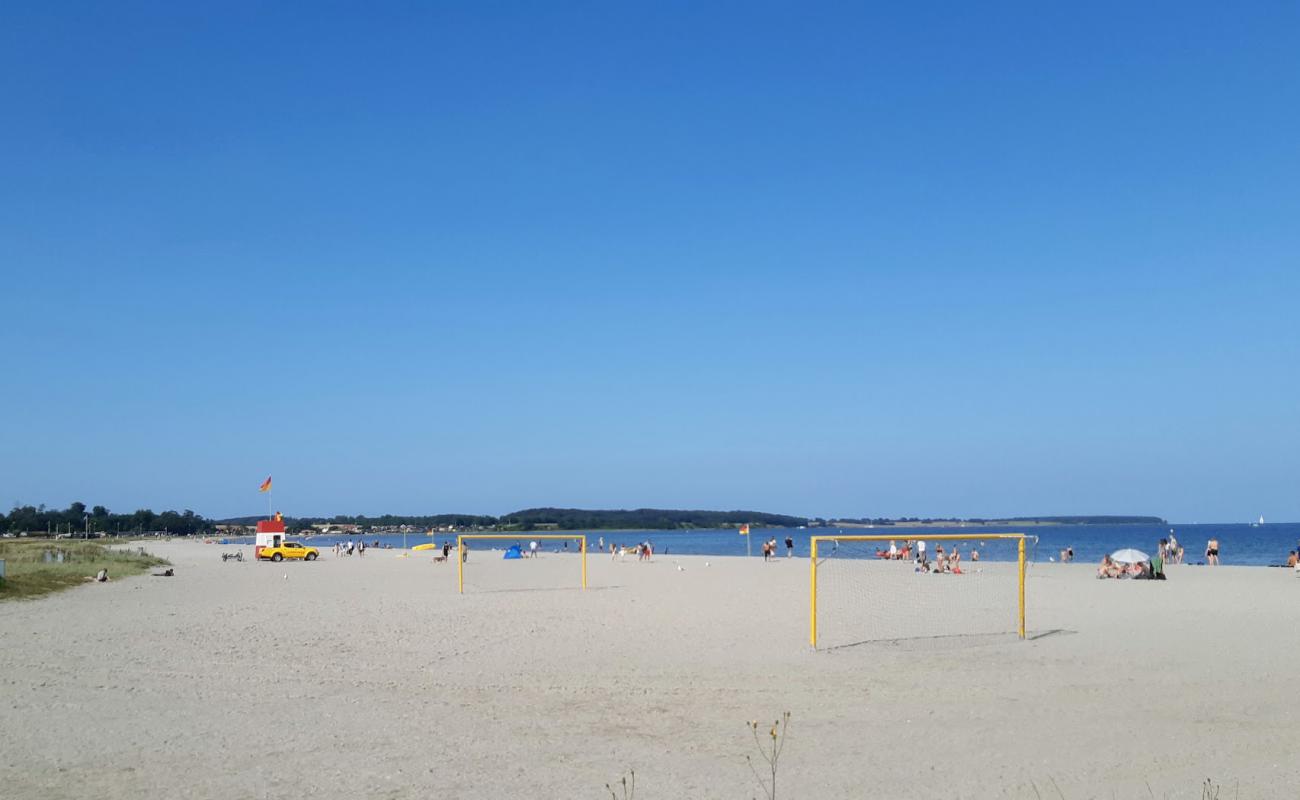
xmin=809 ymin=533 xmax=1034 ymax=649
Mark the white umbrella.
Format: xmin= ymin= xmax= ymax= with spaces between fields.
xmin=1111 ymin=548 xmax=1149 ymax=564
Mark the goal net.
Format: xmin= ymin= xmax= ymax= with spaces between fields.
xmin=810 ymin=534 xmax=1035 ymax=649
xmin=456 ymin=534 xmax=588 ymax=594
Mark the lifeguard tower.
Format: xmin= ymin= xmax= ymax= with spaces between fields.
xmin=254 ymin=512 xmax=286 ymax=560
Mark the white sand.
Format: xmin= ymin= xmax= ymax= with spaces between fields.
xmin=2 ymin=540 xmax=1299 ymax=799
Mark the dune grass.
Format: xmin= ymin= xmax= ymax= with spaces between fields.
xmin=0 ymin=540 xmax=169 ymax=600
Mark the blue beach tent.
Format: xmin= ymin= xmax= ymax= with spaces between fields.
xmin=503 ymin=545 xmax=523 ymax=559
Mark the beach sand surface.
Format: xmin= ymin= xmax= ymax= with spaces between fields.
xmin=2 ymin=540 xmax=1298 ymax=799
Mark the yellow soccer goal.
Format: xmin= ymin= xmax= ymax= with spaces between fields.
xmin=456 ymin=534 xmax=587 ymax=594
xmin=809 ymin=533 xmax=1031 ymax=649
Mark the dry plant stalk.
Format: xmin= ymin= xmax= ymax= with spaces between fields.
xmin=746 ymin=712 xmax=791 ymax=800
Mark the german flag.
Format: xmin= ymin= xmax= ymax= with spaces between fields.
xmin=258 ymin=476 xmax=272 ymax=493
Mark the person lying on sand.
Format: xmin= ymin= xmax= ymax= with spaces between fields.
xmin=152 ymin=568 xmax=174 ymax=577
xmin=1096 ymin=555 xmax=1122 ymax=579
xmin=1125 ymin=562 xmax=1153 ymax=579
xmin=84 ymin=569 xmax=109 ymax=583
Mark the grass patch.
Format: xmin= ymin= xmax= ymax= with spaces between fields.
xmin=0 ymin=540 xmax=169 ymax=600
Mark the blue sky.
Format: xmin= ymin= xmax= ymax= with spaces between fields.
xmin=2 ymin=2 xmax=1297 ymax=521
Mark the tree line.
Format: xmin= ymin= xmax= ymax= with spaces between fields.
xmin=495 ymin=507 xmax=807 ymax=530
xmin=7 ymin=504 xmax=811 ymax=536
xmin=5 ymin=503 xmax=210 ymax=536
xmin=829 ymin=515 xmax=1167 ymax=526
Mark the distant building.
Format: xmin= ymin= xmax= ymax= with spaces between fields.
xmin=312 ymin=523 xmax=361 ymax=534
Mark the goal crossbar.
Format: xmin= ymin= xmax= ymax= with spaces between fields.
xmin=809 ymin=533 xmax=1027 ymax=648
xmin=457 ymin=534 xmax=587 ymax=594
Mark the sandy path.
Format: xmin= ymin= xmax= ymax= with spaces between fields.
xmin=2 ymin=540 xmax=1297 ymax=799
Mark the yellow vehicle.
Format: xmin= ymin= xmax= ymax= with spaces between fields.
xmin=257 ymin=542 xmax=319 ymax=562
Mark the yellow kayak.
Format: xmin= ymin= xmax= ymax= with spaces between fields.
xmin=412 ymin=543 xmax=439 ymax=551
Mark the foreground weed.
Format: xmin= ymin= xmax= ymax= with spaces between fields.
xmin=746 ymin=711 xmax=790 ymax=800
xmin=605 ymin=770 xmax=634 ymax=800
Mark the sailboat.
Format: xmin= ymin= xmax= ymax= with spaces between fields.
xmin=1252 ymin=515 xmax=1264 ymax=527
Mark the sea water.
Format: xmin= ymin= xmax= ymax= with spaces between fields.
xmin=259 ymin=522 xmax=1300 ymax=567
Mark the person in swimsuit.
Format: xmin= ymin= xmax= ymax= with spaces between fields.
xmin=1206 ymin=538 xmax=1220 ymax=566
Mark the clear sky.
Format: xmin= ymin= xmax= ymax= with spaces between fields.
xmin=2 ymin=2 xmax=1298 ymax=522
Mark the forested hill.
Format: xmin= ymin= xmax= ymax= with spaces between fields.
xmin=496 ymin=508 xmax=805 ymax=530
xmin=217 ymin=513 xmax=497 ymax=529
xmin=217 ymin=508 xmax=806 ymax=531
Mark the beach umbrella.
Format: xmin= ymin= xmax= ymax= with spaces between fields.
xmin=1111 ymin=548 xmax=1149 ymax=564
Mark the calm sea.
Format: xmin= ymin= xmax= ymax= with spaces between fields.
xmin=242 ymin=522 xmax=1300 ymax=567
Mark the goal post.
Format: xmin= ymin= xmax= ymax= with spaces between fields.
xmin=809 ymin=533 xmax=1029 ymax=649
xmin=457 ymin=534 xmax=587 ymax=594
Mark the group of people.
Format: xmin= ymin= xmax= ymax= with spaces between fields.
xmin=875 ymin=540 xmax=913 ymax=560
xmin=914 ymin=542 xmax=970 ymax=574
xmin=1096 ymin=538 xmax=1172 ymax=579
xmin=761 ymin=537 xmax=795 ymax=560
xmin=871 ymin=539 xmax=980 ymax=574
xmin=1162 ymin=533 xmax=1187 ymax=564
xmin=333 ymin=540 xmax=367 ymax=557
xmin=1096 ymin=554 xmax=1164 ymax=579
xmin=610 ymin=541 xmax=654 ymax=560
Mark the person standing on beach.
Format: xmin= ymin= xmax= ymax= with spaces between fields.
xmin=1206 ymin=538 xmax=1220 ymax=566
xmin=916 ymin=539 xmax=927 ymax=565
xmin=888 ymin=540 xmax=897 ymax=559
xmin=785 ymin=536 xmax=794 ymax=558
xmin=598 ymin=536 xmax=604 ymax=552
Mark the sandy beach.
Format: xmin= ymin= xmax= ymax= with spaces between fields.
xmin=3 ymin=540 xmax=1298 ymax=799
